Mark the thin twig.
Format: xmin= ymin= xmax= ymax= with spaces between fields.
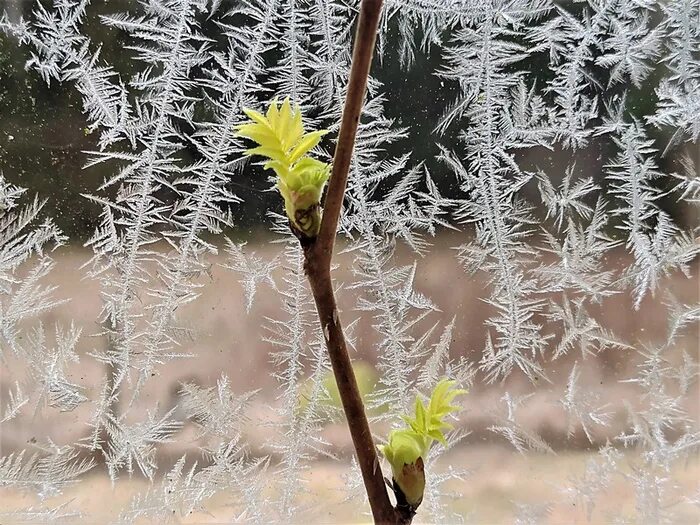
xmin=314 ymin=0 xmax=382 ymax=269
xmin=300 ymin=1 xmax=412 ymax=524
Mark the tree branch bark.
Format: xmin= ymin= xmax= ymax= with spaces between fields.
xmin=299 ymin=1 xmax=413 ymax=523
xmin=313 ymin=0 xmax=382 ymax=267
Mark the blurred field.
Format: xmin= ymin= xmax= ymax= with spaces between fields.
xmin=0 ymin=238 xmax=698 ymax=522
xmin=1 ymin=445 xmax=699 ymax=524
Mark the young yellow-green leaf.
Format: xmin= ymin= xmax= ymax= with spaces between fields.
xmin=379 ymin=379 xmax=466 ymax=508
xmin=241 ymin=107 xmax=268 ymax=127
xmin=289 ymin=130 xmax=328 ymax=164
xmin=236 ymin=97 xmax=330 ymax=237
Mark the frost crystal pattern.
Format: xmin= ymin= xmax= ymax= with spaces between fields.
xmin=0 ymin=0 xmax=698 ymax=523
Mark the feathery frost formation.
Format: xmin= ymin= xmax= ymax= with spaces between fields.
xmin=0 ymin=0 xmax=698 ymax=522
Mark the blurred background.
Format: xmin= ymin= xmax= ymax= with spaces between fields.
xmin=0 ymin=240 xmax=697 ymax=523
xmin=0 ymin=0 xmax=697 ymax=239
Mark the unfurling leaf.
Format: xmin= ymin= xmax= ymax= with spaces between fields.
xmin=379 ymin=379 xmax=466 ymax=509
xmin=236 ymin=98 xmax=330 ymax=238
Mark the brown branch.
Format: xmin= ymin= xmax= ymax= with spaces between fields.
xmin=298 ymin=1 xmax=412 ymax=523
xmin=313 ymin=0 xmax=382 ymax=269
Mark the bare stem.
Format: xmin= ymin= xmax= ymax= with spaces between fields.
xmin=314 ymin=0 xmax=382 ymax=269
xmin=300 ymin=1 xmax=412 ymax=523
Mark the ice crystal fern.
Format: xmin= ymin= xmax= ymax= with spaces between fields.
xmin=0 ymin=0 xmax=697 ymax=523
